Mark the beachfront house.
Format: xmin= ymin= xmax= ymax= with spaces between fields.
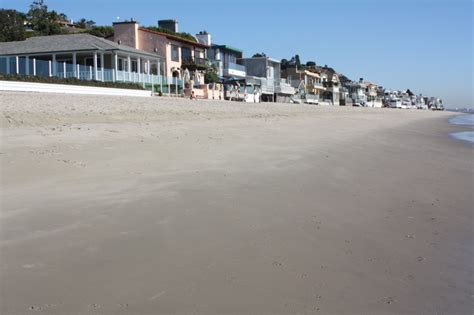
xmin=0 ymin=33 xmax=164 ymax=88
xmin=112 ymin=19 xmax=210 ymax=96
xmin=207 ymin=42 xmax=246 ymax=80
xmin=344 ymin=79 xmax=367 ymax=106
xmin=282 ymin=66 xmax=324 ymax=104
xmin=206 ymin=38 xmax=247 ymax=101
xmin=318 ymin=66 xmax=340 ymax=105
xmin=240 ymin=56 xmax=295 ymax=102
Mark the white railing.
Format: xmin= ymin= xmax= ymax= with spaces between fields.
xmin=0 ymin=57 xmax=184 ymax=94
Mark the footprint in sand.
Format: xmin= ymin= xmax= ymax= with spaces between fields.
xmin=88 ymin=303 xmax=101 ymax=309
xmin=405 ymin=274 xmax=415 ymax=281
xmin=380 ymin=296 xmax=396 ymax=304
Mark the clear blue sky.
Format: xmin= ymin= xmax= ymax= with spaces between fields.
xmin=2 ymin=0 xmax=473 ymax=108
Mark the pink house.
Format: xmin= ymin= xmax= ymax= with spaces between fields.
xmin=112 ymin=20 xmax=209 ymax=81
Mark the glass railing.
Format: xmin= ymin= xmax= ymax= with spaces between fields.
xmin=226 ymin=62 xmax=246 ymax=72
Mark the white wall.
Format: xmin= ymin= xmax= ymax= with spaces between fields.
xmin=0 ymin=81 xmax=152 ymax=97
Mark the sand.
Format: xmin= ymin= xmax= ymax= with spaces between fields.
xmin=0 ymin=92 xmax=473 ymax=314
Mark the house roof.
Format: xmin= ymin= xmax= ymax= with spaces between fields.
xmin=0 ymin=33 xmax=163 ymax=59
xmin=240 ymin=56 xmax=280 ymax=64
xmin=139 ymin=28 xmax=209 ymax=48
xmin=212 ymin=44 xmax=243 ymax=54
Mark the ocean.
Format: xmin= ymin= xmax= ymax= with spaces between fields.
xmin=449 ymin=114 xmax=474 ymax=144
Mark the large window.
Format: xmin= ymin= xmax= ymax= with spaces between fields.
xmin=117 ymin=58 xmax=128 ymax=71
xmin=171 ymin=45 xmax=179 ymax=62
xmin=181 ymin=47 xmax=192 ymax=62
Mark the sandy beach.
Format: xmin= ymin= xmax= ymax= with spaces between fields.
xmin=1 ymin=92 xmax=473 ymax=314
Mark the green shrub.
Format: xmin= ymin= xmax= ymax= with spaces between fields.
xmin=0 ymin=73 xmax=145 ymax=90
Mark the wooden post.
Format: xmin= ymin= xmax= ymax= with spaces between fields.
xmin=137 ymin=57 xmax=141 ymax=83
xmin=6 ymin=57 xmax=10 ymax=74
xmin=113 ymin=53 xmax=118 ymax=82
xmin=127 ymin=55 xmax=131 ymax=82
xmin=52 ymin=54 xmax=56 ymax=76
xmin=100 ymin=52 xmax=104 ymax=82
xmin=73 ymin=52 xmax=78 ymax=78
xmin=93 ymin=52 xmax=98 ymax=80
xmin=25 ymin=56 xmax=29 ymax=75
xmin=147 ymin=59 xmax=150 ymax=84
xmin=15 ymin=56 xmax=19 ymax=74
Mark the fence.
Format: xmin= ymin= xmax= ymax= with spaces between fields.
xmin=0 ymin=56 xmax=183 ymax=94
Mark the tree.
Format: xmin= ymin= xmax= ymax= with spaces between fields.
xmin=306 ymin=61 xmax=316 ymax=68
xmin=295 ymin=54 xmax=301 ymax=67
xmin=204 ymin=68 xmax=219 ymax=84
xmin=146 ymin=26 xmax=197 ymax=42
xmin=252 ymin=52 xmax=266 ymax=58
xmin=0 ymin=9 xmax=27 ymax=42
xmin=27 ymin=0 xmax=65 ymax=35
xmin=85 ymin=26 xmax=114 ymax=38
xmin=77 ymin=18 xmax=95 ymax=29
xmin=281 ymin=58 xmax=289 ymax=70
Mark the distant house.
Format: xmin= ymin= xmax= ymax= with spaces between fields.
xmin=207 ymin=43 xmax=246 ymax=79
xmin=0 ymin=33 xmax=163 ymax=85
xmin=240 ymin=56 xmax=294 ymax=102
xmin=318 ymin=66 xmax=340 ymax=105
xmin=282 ymin=67 xmax=324 ymax=104
xmin=205 ymin=39 xmax=247 ymax=100
xmin=342 ymin=78 xmax=383 ymax=107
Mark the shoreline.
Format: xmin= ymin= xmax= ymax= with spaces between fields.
xmin=1 ymin=92 xmax=472 ymax=314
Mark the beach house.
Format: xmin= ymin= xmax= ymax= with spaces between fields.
xmin=112 ymin=20 xmax=210 ymax=95
xmin=281 ymin=66 xmax=324 ymax=104
xmin=240 ymin=56 xmax=295 ymax=102
xmin=205 ymin=36 xmax=247 ymax=100
xmin=318 ymin=66 xmax=341 ymax=105
xmin=0 ymin=33 xmax=164 ymax=86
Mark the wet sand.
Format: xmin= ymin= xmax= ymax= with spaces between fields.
xmin=1 ymin=92 xmax=473 ymax=314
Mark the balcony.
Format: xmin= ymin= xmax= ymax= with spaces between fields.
xmin=181 ymin=57 xmax=209 ymax=70
xmin=223 ymin=62 xmax=246 ymax=78
xmin=276 ymin=80 xmax=295 ymax=95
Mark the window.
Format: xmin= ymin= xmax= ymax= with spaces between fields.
xmin=117 ymin=58 xmax=128 ymax=71
xmin=181 ymin=47 xmax=192 ymax=62
xmin=84 ymin=57 xmax=102 ymax=68
xmin=195 ymin=48 xmax=204 ymax=59
xmin=171 ymin=45 xmax=179 ymax=62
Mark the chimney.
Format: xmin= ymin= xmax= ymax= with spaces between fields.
xmin=195 ymin=31 xmax=211 ymax=46
xmin=113 ymin=20 xmax=139 ymax=48
xmin=158 ymin=19 xmax=179 ymax=33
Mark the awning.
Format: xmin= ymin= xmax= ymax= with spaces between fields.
xmin=224 ymin=77 xmax=245 ymax=84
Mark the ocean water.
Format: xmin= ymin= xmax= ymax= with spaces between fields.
xmin=449 ymin=114 xmax=474 ymax=144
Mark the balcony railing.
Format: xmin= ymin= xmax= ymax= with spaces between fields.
xmin=182 ymin=57 xmax=208 ymax=66
xmin=225 ymin=62 xmax=246 ymax=72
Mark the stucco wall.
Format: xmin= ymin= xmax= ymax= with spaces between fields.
xmin=113 ymin=22 xmax=138 ymax=48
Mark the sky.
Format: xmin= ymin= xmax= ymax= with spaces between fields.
xmin=2 ymin=0 xmax=473 ymax=108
